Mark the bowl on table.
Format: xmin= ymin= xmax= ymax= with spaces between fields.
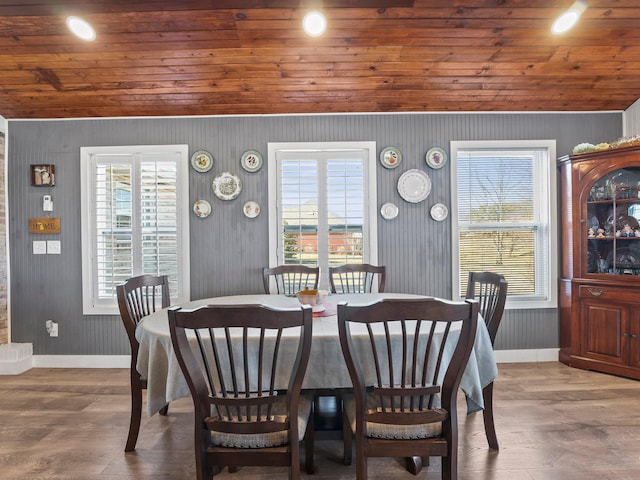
xmin=296 ymin=289 xmax=328 ymax=313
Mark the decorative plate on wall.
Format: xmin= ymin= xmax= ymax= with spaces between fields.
xmin=191 ymin=150 xmax=213 ymax=173
xmin=380 ymin=202 xmax=399 ymax=220
xmin=243 ymin=200 xmax=261 ymax=218
xmin=212 ymin=172 xmax=242 ymax=201
xmin=430 ymin=203 xmax=448 ymax=221
xmin=425 ymin=147 xmax=447 ymax=169
xmin=379 ymin=146 xmax=402 ymax=169
xmin=397 ymin=169 xmax=431 ymax=203
xmin=193 ymin=200 xmax=211 ymax=218
xmin=240 ymin=149 xmax=263 ymax=173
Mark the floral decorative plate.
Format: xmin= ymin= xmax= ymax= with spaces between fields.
xmin=243 ymin=200 xmax=261 ymax=218
xmin=397 ymin=169 xmax=431 ymax=203
xmin=240 ymin=149 xmax=263 ymax=173
xmin=379 ymin=146 xmax=402 ymax=169
xmin=425 ymin=147 xmax=447 ymax=169
xmin=380 ymin=202 xmax=399 ymax=220
xmin=191 ymin=150 xmax=213 ymax=173
xmin=430 ymin=203 xmax=448 ymax=221
xmin=212 ymin=172 xmax=242 ymax=201
xmin=193 ymin=200 xmax=211 ymax=218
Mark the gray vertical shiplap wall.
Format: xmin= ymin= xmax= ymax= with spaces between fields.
xmin=7 ymin=112 xmax=622 ymax=355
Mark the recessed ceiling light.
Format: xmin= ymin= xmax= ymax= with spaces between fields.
xmin=551 ymin=1 xmax=587 ymax=35
xmin=66 ymin=16 xmax=96 ymax=41
xmin=302 ymin=11 xmax=327 ymax=37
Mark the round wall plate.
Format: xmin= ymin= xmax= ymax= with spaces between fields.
xmin=380 ymin=202 xmax=399 ymax=220
xmin=212 ymin=172 xmax=242 ymax=201
xmin=430 ymin=203 xmax=448 ymax=221
xmin=243 ymin=200 xmax=261 ymax=218
xmin=240 ymin=149 xmax=263 ymax=173
xmin=380 ymin=146 xmax=402 ymax=169
xmin=425 ymin=147 xmax=447 ymax=169
xmin=193 ymin=199 xmax=211 ymax=218
xmin=191 ymin=150 xmax=213 ymax=172
xmin=397 ymin=169 xmax=431 ymax=203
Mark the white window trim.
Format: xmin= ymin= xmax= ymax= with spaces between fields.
xmin=80 ymin=144 xmax=191 ymax=315
xmin=267 ymin=141 xmax=378 ymax=290
xmin=450 ymin=139 xmax=558 ymax=309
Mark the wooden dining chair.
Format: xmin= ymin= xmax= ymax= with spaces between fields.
xmin=329 ymin=264 xmax=386 ymax=294
xmin=337 ymin=297 xmax=479 ymax=480
xmin=262 ymin=265 xmax=320 ymax=295
xmin=465 ymin=271 xmax=508 ymax=450
xmin=116 ymin=274 xmax=170 ymax=452
xmin=169 ymin=303 xmax=315 ymax=480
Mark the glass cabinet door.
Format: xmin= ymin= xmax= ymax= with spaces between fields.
xmin=586 ymin=167 xmax=640 ymax=275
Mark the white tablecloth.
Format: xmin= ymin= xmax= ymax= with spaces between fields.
xmin=136 ymin=293 xmax=498 ymax=416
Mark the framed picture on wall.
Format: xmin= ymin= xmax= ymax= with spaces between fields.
xmin=31 ymin=164 xmax=55 ymax=186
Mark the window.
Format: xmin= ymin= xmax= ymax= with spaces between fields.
xmin=268 ymin=142 xmax=378 ymax=290
xmin=81 ymin=145 xmax=190 ymax=314
xmin=451 ymin=140 xmax=557 ymax=309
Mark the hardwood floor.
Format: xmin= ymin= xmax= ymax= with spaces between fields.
xmin=1 ymin=362 xmax=640 ymax=479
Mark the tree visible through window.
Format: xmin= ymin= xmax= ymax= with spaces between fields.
xmin=451 ymin=140 xmax=557 ymax=309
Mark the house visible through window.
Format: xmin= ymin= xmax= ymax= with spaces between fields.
xmin=268 ymin=142 xmax=378 ymax=291
xmin=451 ymin=140 xmax=557 ymax=309
xmin=80 ymin=145 xmax=190 ymax=314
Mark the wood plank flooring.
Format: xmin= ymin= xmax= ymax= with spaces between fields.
xmin=1 ymin=362 xmax=640 ymax=479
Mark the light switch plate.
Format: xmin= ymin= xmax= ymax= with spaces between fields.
xmin=47 ymin=240 xmax=61 ymax=254
xmin=33 ymin=240 xmax=47 ymax=255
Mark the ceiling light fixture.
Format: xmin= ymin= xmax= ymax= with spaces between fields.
xmin=66 ymin=16 xmax=96 ymax=41
xmin=551 ymin=1 xmax=587 ymax=35
xmin=302 ymin=11 xmax=327 ymax=37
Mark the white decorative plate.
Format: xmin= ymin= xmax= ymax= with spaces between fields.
xmin=212 ymin=172 xmax=242 ymax=201
xmin=191 ymin=150 xmax=213 ymax=173
xmin=397 ymin=169 xmax=431 ymax=203
xmin=243 ymin=200 xmax=261 ymax=218
xmin=380 ymin=202 xmax=399 ymax=220
xmin=193 ymin=200 xmax=211 ymax=218
xmin=425 ymin=147 xmax=447 ymax=169
xmin=240 ymin=149 xmax=263 ymax=173
xmin=379 ymin=146 xmax=402 ymax=169
xmin=430 ymin=203 xmax=448 ymax=221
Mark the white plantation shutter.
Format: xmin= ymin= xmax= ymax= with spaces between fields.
xmin=451 ymin=140 xmax=557 ymax=309
xmin=269 ymin=142 xmax=377 ymax=291
xmin=81 ymin=145 xmax=190 ymax=314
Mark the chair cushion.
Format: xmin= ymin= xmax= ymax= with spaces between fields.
xmin=210 ymin=393 xmax=313 ymax=448
xmin=343 ymin=393 xmax=442 ymax=440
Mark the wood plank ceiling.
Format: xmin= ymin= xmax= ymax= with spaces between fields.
xmin=1 ymin=0 xmax=640 ymax=119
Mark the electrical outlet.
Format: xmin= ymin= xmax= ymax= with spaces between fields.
xmin=46 ymin=320 xmax=58 ymax=337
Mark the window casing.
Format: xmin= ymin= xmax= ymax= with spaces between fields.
xmin=81 ymin=145 xmax=190 ymax=314
xmin=451 ymin=140 xmax=557 ymax=309
xmin=268 ymin=142 xmax=378 ymax=291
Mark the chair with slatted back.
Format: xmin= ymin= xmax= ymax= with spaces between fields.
xmin=329 ymin=264 xmax=386 ymax=293
xmin=262 ymin=265 xmax=320 ymax=295
xmin=338 ymin=297 xmax=479 ymax=480
xmin=169 ymin=303 xmax=315 ymax=480
xmin=117 ymin=274 xmax=171 ymax=452
xmin=465 ymin=271 xmax=508 ymax=450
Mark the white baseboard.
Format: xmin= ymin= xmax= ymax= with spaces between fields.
xmin=32 ymin=355 xmax=131 ymax=369
xmin=494 ymin=348 xmax=559 ymax=363
xmin=35 ymin=349 xmax=559 ymax=368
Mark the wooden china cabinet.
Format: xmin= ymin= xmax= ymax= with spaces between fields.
xmin=559 ymin=145 xmax=640 ymax=380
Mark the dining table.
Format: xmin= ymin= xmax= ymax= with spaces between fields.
xmin=135 ymin=292 xmax=498 ymax=417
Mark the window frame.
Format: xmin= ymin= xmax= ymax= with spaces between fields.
xmin=80 ymin=144 xmax=191 ymax=315
xmin=450 ymin=139 xmax=558 ymax=309
xmin=267 ymin=141 xmax=378 ymax=291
